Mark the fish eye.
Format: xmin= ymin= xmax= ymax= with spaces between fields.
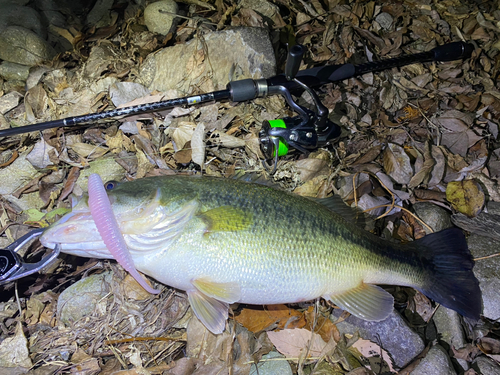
xmin=104 ymin=180 xmax=119 ymax=190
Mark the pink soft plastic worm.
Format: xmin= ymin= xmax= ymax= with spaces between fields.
xmin=87 ymin=173 xmax=161 ymax=294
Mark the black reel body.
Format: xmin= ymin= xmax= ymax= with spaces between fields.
xmin=258 ymin=45 xmax=341 ymax=173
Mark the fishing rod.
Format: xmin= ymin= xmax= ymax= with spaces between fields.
xmin=0 ymin=41 xmax=473 ymax=173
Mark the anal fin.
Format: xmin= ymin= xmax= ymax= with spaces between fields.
xmin=187 ymin=289 xmax=229 ymax=334
xmin=327 ymin=283 xmax=394 ymax=321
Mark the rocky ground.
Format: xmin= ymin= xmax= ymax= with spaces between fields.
xmin=0 ymin=0 xmax=499 ymax=374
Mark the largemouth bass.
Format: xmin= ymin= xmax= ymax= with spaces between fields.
xmin=40 ymin=175 xmax=481 ymax=333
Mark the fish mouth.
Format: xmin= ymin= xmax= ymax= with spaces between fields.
xmin=40 ymin=209 xmax=113 ymax=259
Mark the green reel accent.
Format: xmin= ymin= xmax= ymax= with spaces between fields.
xmin=268 ymin=119 xmax=289 ymax=157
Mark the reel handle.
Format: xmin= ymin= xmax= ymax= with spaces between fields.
xmin=285 ymin=45 xmax=305 ymax=80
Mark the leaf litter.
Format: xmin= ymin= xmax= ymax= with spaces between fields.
xmin=1 ymin=0 xmax=500 ymax=374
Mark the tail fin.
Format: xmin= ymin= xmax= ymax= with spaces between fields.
xmin=412 ymin=227 xmax=481 ymax=320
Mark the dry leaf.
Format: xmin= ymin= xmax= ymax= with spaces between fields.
xmin=172 ymin=121 xmax=197 ymax=150
xmin=0 ymin=322 xmax=32 ymax=368
xmin=212 ymin=130 xmax=245 ymax=148
xmin=267 ymin=328 xmax=335 ymax=359
xmin=383 ymin=143 xmax=412 ymax=184
xmin=234 ymin=305 xmax=306 ymax=333
xmin=446 ymin=180 xmax=485 ymax=217
xmin=191 ymin=122 xmax=205 ymax=167
xmin=304 ymin=306 xmax=341 ymax=343
xmin=350 ymin=338 xmax=396 ymax=373
xmin=26 ymin=138 xmax=58 ymax=169
xmin=70 ymin=142 xmax=109 ymax=159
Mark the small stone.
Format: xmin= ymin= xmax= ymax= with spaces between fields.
xmin=57 ymin=272 xmax=113 ymax=325
xmin=0 ymin=26 xmax=55 ymax=66
xmin=144 ymin=0 xmax=179 ymax=35
xmin=250 ymin=351 xmax=292 ymax=375
xmin=331 ymin=309 xmax=424 ymax=368
xmin=410 ymin=345 xmax=456 ymax=375
xmin=413 ymin=202 xmax=453 ymax=233
xmin=468 ymin=234 xmax=500 ymax=320
xmin=375 ymin=12 xmax=394 ymax=30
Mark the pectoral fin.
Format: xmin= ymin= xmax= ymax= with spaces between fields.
xmin=187 ymin=289 xmax=229 ymax=334
xmin=327 ymin=283 xmax=394 ymax=321
xmin=192 ymin=277 xmax=241 ymax=303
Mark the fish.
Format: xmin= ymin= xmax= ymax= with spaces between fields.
xmin=40 ymin=174 xmax=482 ymax=334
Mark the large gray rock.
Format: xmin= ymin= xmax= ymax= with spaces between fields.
xmin=0 ymin=5 xmax=45 ymax=38
xmin=433 ymin=306 xmax=468 ymax=371
xmin=86 ymin=0 xmax=114 ymax=28
xmin=0 ymin=152 xmax=40 ymax=196
xmin=473 ymin=356 xmax=500 ymax=375
xmin=144 ymin=0 xmax=178 ymax=35
xmin=410 ymin=345 xmax=456 ymax=375
xmin=0 ymin=26 xmax=55 ymax=66
xmin=57 ymin=272 xmax=113 ymax=325
xmin=331 ymin=309 xmax=424 ymax=368
xmin=139 ymin=27 xmax=276 ymax=94
xmin=468 ymin=234 xmax=500 ymax=320
xmin=0 ymin=62 xmax=30 ymax=81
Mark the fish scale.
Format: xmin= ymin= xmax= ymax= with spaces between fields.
xmin=40 ymin=175 xmax=481 ymax=334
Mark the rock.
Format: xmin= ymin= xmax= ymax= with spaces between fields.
xmin=239 ymin=0 xmax=285 ymax=27
xmin=473 ymin=356 xmax=500 ymax=375
xmin=331 ymin=309 xmax=424 ymax=368
xmin=249 ymin=351 xmax=292 ymax=375
xmin=74 ymin=157 xmax=126 ymax=194
xmin=0 ymin=152 xmax=40 ymax=196
xmin=410 ymin=345 xmax=456 ymax=375
xmin=0 ymin=4 xmax=45 ymax=38
xmin=57 ymin=272 xmax=113 ymax=325
xmin=35 ymin=0 xmax=67 ymax=27
xmin=109 ymin=82 xmax=150 ymax=107
xmin=433 ymin=306 xmax=468 ymax=371
xmin=0 ymin=26 xmax=55 ymax=66
xmin=0 ymin=91 xmax=23 ymax=114
xmin=139 ymin=27 xmax=276 ymax=94
xmin=486 ymin=201 xmax=500 ymax=215
xmin=0 ymin=62 xmax=30 ymax=81
xmin=413 ymin=202 xmax=452 ymax=233
xmin=375 ymin=12 xmax=394 ymax=30
xmin=86 ymin=0 xmax=115 ymax=28
xmin=467 ymin=234 xmax=500 ymax=320
xmin=144 ymin=0 xmax=178 ymax=35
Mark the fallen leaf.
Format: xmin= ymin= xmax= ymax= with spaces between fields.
xmin=191 ymin=122 xmax=205 ymax=167
xmin=234 ymin=305 xmax=306 ymax=333
xmin=26 ymin=138 xmax=58 ymax=169
xmin=172 ymin=121 xmax=196 ymax=150
xmin=446 ymin=180 xmax=485 ymax=217
xmin=383 ymin=143 xmax=413 ymax=184
xmin=267 ymin=328 xmax=335 ymax=359
xmin=350 ymin=338 xmax=396 ymax=373
xmin=304 ymin=306 xmax=341 ymax=343
xmin=0 ymin=322 xmax=32 ymax=368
